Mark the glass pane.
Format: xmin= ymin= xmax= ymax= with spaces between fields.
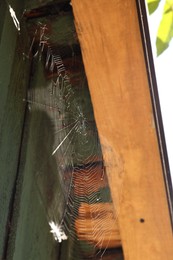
xmin=6 ymin=1 xmax=124 ymax=259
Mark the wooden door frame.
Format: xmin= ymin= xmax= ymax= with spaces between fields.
xmin=136 ymin=0 xmax=173 ymax=223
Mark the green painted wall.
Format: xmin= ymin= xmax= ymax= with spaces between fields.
xmin=0 ymin=0 xmax=27 ymax=258
xmin=25 ymin=0 xmax=69 ymax=10
xmin=0 ymin=1 xmax=70 ymax=259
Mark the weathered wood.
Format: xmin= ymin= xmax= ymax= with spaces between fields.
xmin=72 ymin=0 xmax=173 ymax=259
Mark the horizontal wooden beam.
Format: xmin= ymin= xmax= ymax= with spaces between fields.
xmin=72 ymin=0 xmax=173 ymax=259
xmin=75 ymin=203 xmax=121 ymax=248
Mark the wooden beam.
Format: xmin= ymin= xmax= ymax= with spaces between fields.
xmin=72 ymin=0 xmax=173 ymax=259
xmin=75 ymin=203 xmax=121 ymax=249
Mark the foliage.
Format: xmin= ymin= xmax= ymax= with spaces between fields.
xmin=147 ymin=0 xmax=173 ymax=55
xmin=147 ymin=0 xmax=161 ymax=14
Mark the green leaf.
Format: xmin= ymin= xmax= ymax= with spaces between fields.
xmin=156 ymin=37 xmax=169 ymax=55
xmin=147 ymin=0 xmax=161 ymax=14
xmin=156 ymin=0 xmax=173 ymax=55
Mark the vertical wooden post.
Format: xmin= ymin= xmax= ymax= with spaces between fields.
xmin=72 ymin=0 xmax=173 ymax=259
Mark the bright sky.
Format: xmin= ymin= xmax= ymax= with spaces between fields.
xmin=146 ymin=1 xmax=173 ymax=185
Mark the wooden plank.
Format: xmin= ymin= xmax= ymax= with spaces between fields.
xmin=72 ymin=0 xmax=173 ymax=259
xmin=75 ymin=203 xmax=121 ymax=248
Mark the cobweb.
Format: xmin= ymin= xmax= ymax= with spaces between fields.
xmin=23 ymin=9 xmax=122 ymax=260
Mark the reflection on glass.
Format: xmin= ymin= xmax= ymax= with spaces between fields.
xmin=16 ymin=2 xmax=124 ymax=259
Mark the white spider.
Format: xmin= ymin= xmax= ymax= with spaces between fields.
xmin=49 ymin=221 xmax=68 ymax=243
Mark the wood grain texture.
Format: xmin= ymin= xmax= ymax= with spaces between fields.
xmin=72 ymin=0 xmax=173 ymax=259
xmin=76 ymin=203 xmax=121 ymax=248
